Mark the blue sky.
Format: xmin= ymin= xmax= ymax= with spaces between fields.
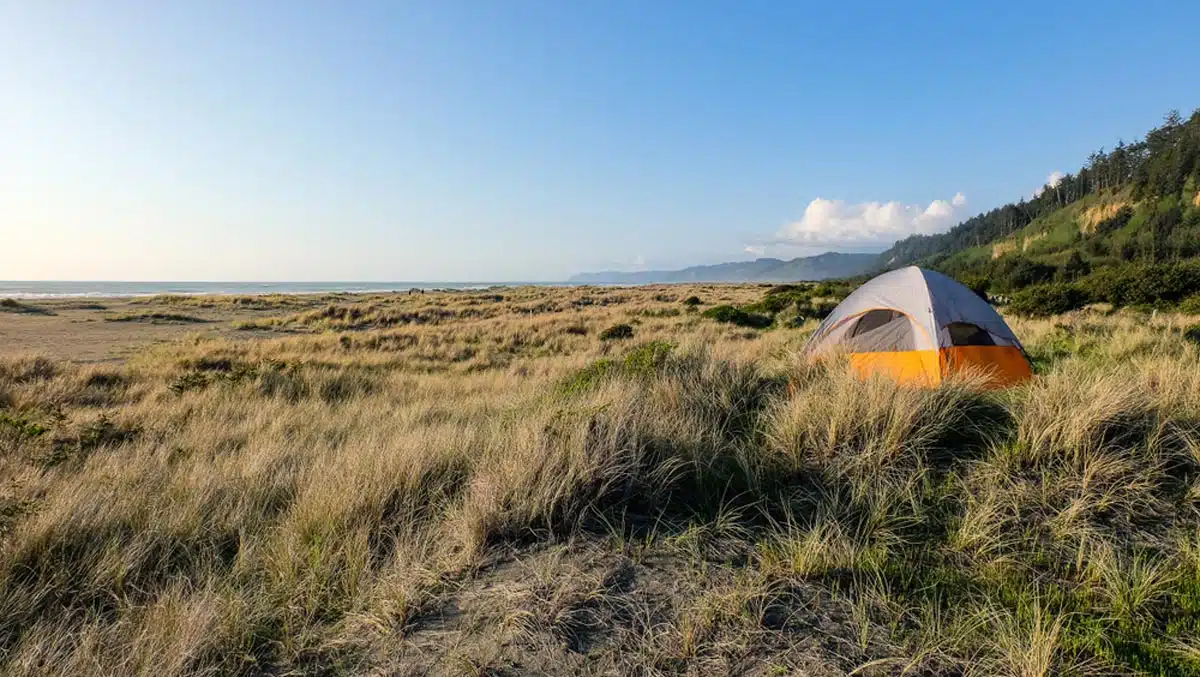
xmin=2 ymin=1 xmax=1197 ymax=281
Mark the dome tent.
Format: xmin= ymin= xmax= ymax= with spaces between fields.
xmin=804 ymin=266 xmax=1033 ymax=387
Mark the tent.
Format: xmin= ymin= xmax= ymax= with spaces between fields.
xmin=803 ymin=266 xmax=1033 ymax=387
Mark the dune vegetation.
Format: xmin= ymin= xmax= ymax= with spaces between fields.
xmin=3 ymin=284 xmax=1200 ymax=676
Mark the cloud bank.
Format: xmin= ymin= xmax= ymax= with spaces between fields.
xmin=751 ymin=192 xmax=968 ymax=254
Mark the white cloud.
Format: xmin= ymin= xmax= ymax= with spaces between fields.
xmin=744 ymin=245 xmax=765 ymax=257
xmin=1033 ymin=171 xmax=1066 ymax=198
xmin=757 ymin=192 xmax=969 ymax=251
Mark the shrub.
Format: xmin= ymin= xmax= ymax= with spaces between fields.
xmin=766 ymin=284 xmax=805 ymax=296
xmin=1181 ymin=295 xmax=1200 ymax=315
xmin=563 ymin=324 xmax=588 ymax=336
xmin=802 ymin=299 xmax=839 ymax=320
xmin=701 ymin=305 xmax=773 ymax=329
xmin=599 ymin=323 xmax=634 ymax=340
xmin=1083 ymin=261 xmax=1200 ymax=306
xmin=1007 ymin=284 xmax=1089 ymax=317
xmin=558 ymin=342 xmax=675 ymax=395
xmin=754 ymin=293 xmax=800 ymax=314
xmin=992 ymin=255 xmax=1057 ymax=291
xmin=621 ymin=341 xmax=673 ymax=377
xmin=1184 ymin=325 xmax=1200 ymax=345
xmin=1056 ymin=250 xmax=1091 ymax=282
xmin=682 ymin=295 xmax=702 ymax=307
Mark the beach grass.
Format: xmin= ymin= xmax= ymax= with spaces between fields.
xmin=1 ymin=283 xmax=1199 ymax=675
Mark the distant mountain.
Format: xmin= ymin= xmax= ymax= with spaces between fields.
xmin=568 ymin=252 xmax=877 ymax=284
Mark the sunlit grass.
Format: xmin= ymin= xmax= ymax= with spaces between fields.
xmin=2 ymin=286 xmax=1199 ymax=675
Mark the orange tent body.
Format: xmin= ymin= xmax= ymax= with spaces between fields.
xmin=805 ymin=267 xmax=1033 ymax=389
xmin=846 ymin=346 xmax=1032 ymax=388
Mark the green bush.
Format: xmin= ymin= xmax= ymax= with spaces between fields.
xmin=1083 ymin=261 xmax=1200 ymax=306
xmin=1056 ymin=250 xmax=1092 ymax=282
xmin=991 ymin=255 xmax=1057 ymax=291
xmin=701 ymin=305 xmax=773 ymax=329
xmin=754 ymin=295 xmax=792 ymax=314
xmin=803 ymin=299 xmax=839 ymax=320
xmin=682 ymin=295 xmax=702 ymax=307
xmin=1007 ymin=284 xmax=1089 ymax=317
xmin=1180 ymin=295 xmax=1200 ymax=315
xmin=621 ymin=341 xmax=674 ymax=377
xmin=765 ymin=284 xmax=805 ymax=296
xmin=599 ymin=323 xmax=634 ymax=340
xmin=558 ymin=341 xmax=675 ymax=395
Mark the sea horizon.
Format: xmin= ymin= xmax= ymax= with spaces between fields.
xmin=0 ymin=280 xmax=567 ymax=299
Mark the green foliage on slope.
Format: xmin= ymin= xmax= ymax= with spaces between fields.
xmin=877 ymin=109 xmax=1200 ymax=313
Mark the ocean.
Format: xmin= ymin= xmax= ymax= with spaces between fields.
xmin=0 ymin=281 xmax=548 ymax=299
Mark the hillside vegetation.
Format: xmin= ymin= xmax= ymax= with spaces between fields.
xmin=880 ymin=109 xmax=1200 ymax=315
xmin=4 ymin=285 xmax=1200 ymax=675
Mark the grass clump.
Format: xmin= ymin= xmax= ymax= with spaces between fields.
xmin=105 ymin=312 xmax=208 ymax=324
xmin=701 ymin=304 xmax=773 ymax=329
xmin=0 ymin=299 xmax=54 ymax=315
xmin=559 ymin=341 xmax=675 ymax=394
xmin=599 ymin=323 xmax=634 ymax=340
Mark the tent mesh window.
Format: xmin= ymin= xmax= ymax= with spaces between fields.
xmin=846 ymin=309 xmax=915 ymax=352
xmin=946 ymin=322 xmax=996 ymax=346
xmin=850 ymin=309 xmax=900 ymax=336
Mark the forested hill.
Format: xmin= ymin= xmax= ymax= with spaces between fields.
xmin=876 ymin=109 xmax=1200 ymax=315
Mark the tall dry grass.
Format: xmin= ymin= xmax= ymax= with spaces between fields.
xmin=2 ymin=291 xmax=1200 ymax=675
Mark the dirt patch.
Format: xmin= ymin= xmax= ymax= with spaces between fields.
xmin=375 ymin=541 xmax=898 ymax=676
xmin=991 ymin=240 xmax=1017 ymax=259
xmin=1081 ymin=201 xmax=1130 ymax=234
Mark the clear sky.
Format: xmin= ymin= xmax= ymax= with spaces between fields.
xmin=2 ymin=1 xmax=1198 ymax=281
